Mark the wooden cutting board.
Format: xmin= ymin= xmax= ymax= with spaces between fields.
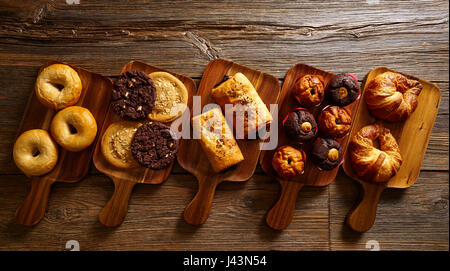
xmin=259 ymin=63 xmax=362 ymax=230
xmin=343 ymin=66 xmax=441 ymax=232
xmin=177 ymin=58 xmax=281 ymax=226
xmin=93 ymin=60 xmax=196 ymax=227
xmin=15 ymin=61 xmax=112 ymax=226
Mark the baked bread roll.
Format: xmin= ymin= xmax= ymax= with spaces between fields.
xmin=365 ymin=71 xmax=422 ymax=122
xmin=211 ymin=73 xmax=272 ymax=138
xmin=192 ymin=107 xmax=244 ymax=172
xmin=272 ymin=145 xmax=306 ymax=178
xmin=349 ymin=122 xmax=402 ymax=182
xmin=292 ymin=74 xmax=325 ymax=107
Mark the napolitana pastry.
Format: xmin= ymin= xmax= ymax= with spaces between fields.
xmin=325 ymin=73 xmax=360 ymax=107
xmin=50 ymin=106 xmax=97 ymax=152
xmin=131 ymin=121 xmax=179 ymax=170
xmin=112 ymin=70 xmax=156 ymax=120
xmin=272 ymin=145 xmax=306 ymax=178
xmin=310 ymin=137 xmax=343 ymax=171
xmin=101 ymin=121 xmax=142 ymax=169
xmin=13 ymin=129 xmax=58 ymax=176
xmin=35 ymin=64 xmax=82 ymax=110
xmin=148 ymin=72 xmax=188 ymax=122
xmin=211 ymin=73 xmax=272 ymax=138
xmin=283 ymin=108 xmax=317 ymax=142
xmin=317 ymin=106 xmax=352 ymax=138
xmin=292 ymin=74 xmax=325 ymax=107
xmin=349 ymin=122 xmax=402 ymax=182
xmin=192 ymin=107 xmax=244 ymax=172
xmin=365 ymin=71 xmax=422 ymax=122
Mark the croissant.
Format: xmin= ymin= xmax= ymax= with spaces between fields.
xmin=365 ymin=71 xmax=422 ymax=122
xmin=349 ymin=122 xmax=402 ymax=182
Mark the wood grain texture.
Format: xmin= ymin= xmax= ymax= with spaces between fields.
xmin=0 ymin=0 xmax=447 ymax=250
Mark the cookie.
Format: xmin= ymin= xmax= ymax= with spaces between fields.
xmin=130 ymin=121 xmax=179 ymax=169
xmin=112 ymin=70 xmax=156 ymax=120
xmin=101 ymin=121 xmax=142 ymax=169
xmin=148 ymin=72 xmax=188 ymax=122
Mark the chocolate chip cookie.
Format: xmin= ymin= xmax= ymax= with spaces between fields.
xmin=112 ymin=70 xmax=156 ymax=120
xmin=130 ymin=121 xmax=179 ymax=169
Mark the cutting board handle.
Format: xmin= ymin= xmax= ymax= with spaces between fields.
xmin=184 ymin=175 xmax=220 ymax=226
xmin=266 ymin=179 xmax=304 ymax=230
xmin=16 ymin=176 xmax=55 ymax=226
xmin=99 ymin=178 xmax=136 ymax=227
xmin=346 ymin=181 xmax=386 ymax=232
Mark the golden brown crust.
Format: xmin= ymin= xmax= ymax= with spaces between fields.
xmin=349 ymin=122 xmax=402 ymax=182
xmin=192 ymin=107 xmax=244 ymax=172
xmin=272 ymin=145 xmax=306 ymax=178
xmin=101 ymin=121 xmax=142 ymax=169
xmin=317 ymin=106 xmax=352 ymax=138
xmin=365 ymin=71 xmax=422 ymax=122
xmin=211 ymin=73 xmax=272 ymax=138
xmin=292 ymin=74 xmax=325 ymax=107
xmin=50 ymin=106 xmax=97 ymax=152
xmin=13 ymin=129 xmax=58 ymax=176
xmin=35 ymin=64 xmax=82 ymax=110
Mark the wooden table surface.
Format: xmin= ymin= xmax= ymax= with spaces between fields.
xmin=0 ymin=0 xmax=448 ymax=251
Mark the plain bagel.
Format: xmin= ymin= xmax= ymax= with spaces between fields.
xmin=35 ymin=64 xmax=82 ymax=110
xmin=13 ymin=129 xmax=58 ymax=176
xmin=50 ymin=106 xmax=97 ymax=152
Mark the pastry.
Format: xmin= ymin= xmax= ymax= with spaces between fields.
xmin=283 ymin=108 xmax=317 ymax=142
xmin=211 ymin=73 xmax=272 ymax=138
xmin=325 ymin=73 xmax=360 ymax=106
xmin=310 ymin=137 xmax=343 ymax=170
xmin=292 ymin=74 xmax=325 ymax=107
xmin=148 ymin=72 xmax=188 ymax=123
xmin=13 ymin=129 xmax=58 ymax=176
xmin=192 ymin=107 xmax=244 ymax=172
xmin=35 ymin=64 xmax=82 ymax=110
xmin=112 ymin=70 xmax=156 ymax=120
xmin=349 ymin=122 xmax=402 ymax=182
xmin=317 ymin=106 xmax=352 ymax=138
xmin=50 ymin=106 xmax=97 ymax=152
xmin=131 ymin=121 xmax=179 ymax=169
xmin=101 ymin=121 xmax=142 ymax=169
xmin=272 ymin=145 xmax=306 ymax=178
xmin=365 ymin=71 xmax=422 ymax=122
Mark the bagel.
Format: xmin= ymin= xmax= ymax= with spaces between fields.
xmin=365 ymin=71 xmax=422 ymax=122
xmin=13 ymin=129 xmax=58 ymax=176
xmin=349 ymin=122 xmax=402 ymax=182
xmin=35 ymin=64 xmax=82 ymax=110
xmin=50 ymin=106 xmax=97 ymax=152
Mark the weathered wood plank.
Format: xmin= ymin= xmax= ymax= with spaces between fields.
xmin=0 ymin=174 xmax=329 ymax=250
xmin=330 ymin=170 xmax=449 ymax=250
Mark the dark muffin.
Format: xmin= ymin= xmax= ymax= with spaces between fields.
xmin=272 ymin=145 xmax=306 ymax=178
xmin=325 ymin=73 xmax=360 ymax=106
xmin=283 ymin=109 xmax=317 ymax=142
xmin=317 ymin=106 xmax=352 ymax=138
xmin=292 ymin=74 xmax=325 ymax=107
xmin=311 ymin=137 xmax=343 ymax=170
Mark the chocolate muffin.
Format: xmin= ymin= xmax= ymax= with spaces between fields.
xmin=317 ymin=106 xmax=352 ymax=138
xmin=310 ymin=137 xmax=343 ymax=170
xmin=292 ymin=74 xmax=325 ymax=108
xmin=283 ymin=109 xmax=317 ymax=142
xmin=112 ymin=70 xmax=156 ymax=120
xmin=131 ymin=121 xmax=179 ymax=169
xmin=325 ymin=73 xmax=360 ymax=107
xmin=272 ymin=145 xmax=306 ymax=178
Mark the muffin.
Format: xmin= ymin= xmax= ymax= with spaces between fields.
xmin=283 ymin=109 xmax=317 ymax=142
xmin=325 ymin=73 xmax=360 ymax=106
xmin=272 ymin=145 xmax=306 ymax=178
xmin=317 ymin=106 xmax=352 ymax=138
xmin=292 ymin=74 xmax=325 ymax=107
xmin=310 ymin=138 xmax=343 ymax=170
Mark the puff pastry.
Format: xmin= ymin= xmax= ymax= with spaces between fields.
xmin=211 ymin=73 xmax=272 ymax=138
xmin=192 ymin=107 xmax=244 ymax=172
